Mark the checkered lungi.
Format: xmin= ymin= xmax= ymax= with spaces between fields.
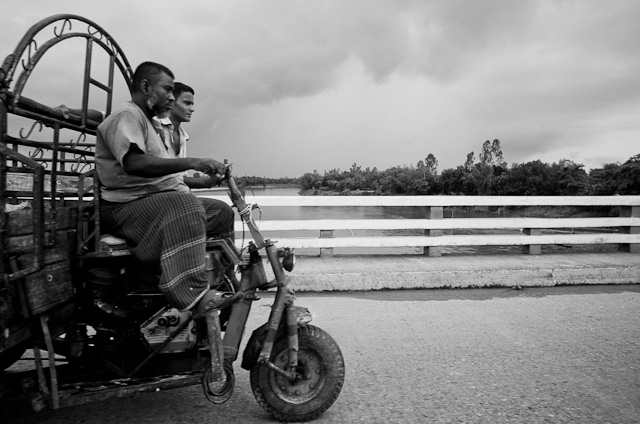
xmin=100 ymin=191 xmax=235 ymax=310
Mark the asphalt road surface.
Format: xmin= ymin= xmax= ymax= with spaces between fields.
xmin=3 ymin=285 xmax=640 ymax=424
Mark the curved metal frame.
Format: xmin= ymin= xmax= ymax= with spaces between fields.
xmin=1 ymin=14 xmax=132 ymax=98
xmin=0 ymin=14 xmax=134 ymax=280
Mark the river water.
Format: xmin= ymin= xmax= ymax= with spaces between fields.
xmin=201 ymin=187 xmax=618 ymax=256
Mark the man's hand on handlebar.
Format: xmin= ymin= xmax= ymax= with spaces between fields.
xmin=203 ymin=174 xmax=224 ymax=188
xmin=193 ymin=158 xmax=227 ymax=177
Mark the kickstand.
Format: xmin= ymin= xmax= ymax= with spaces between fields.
xmin=39 ymin=314 xmax=60 ymax=409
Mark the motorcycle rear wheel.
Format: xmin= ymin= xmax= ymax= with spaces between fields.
xmin=250 ymin=325 xmax=345 ymax=422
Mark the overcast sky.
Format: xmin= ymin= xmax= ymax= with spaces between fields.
xmin=1 ymin=0 xmax=639 ymax=178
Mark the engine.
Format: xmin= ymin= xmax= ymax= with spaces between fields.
xmin=140 ymin=306 xmax=197 ymax=353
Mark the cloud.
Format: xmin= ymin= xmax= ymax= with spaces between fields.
xmin=184 ymin=1 xmax=540 ymax=108
xmin=1 ymin=0 xmax=639 ymax=177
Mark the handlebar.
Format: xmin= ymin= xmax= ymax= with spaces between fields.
xmin=221 ymin=161 xmax=295 ymax=272
xmin=224 ymin=167 xmax=248 ymax=212
xmin=223 ymin=162 xmax=266 ymax=247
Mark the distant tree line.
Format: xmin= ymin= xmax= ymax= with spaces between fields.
xmin=297 ymin=139 xmax=640 ymax=196
xmin=236 ymin=175 xmax=299 ymax=186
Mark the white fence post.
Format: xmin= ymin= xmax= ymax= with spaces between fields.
xmin=424 ymin=206 xmax=443 ymax=257
xmin=619 ymin=206 xmax=639 ymax=253
xmin=522 ymin=228 xmax=542 ymax=255
xmin=320 ymin=229 xmax=334 ymax=258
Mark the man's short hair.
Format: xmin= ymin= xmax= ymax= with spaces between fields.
xmin=132 ymin=62 xmax=175 ymax=93
xmin=174 ymin=82 xmax=194 ymax=98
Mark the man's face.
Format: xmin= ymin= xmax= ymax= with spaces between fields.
xmin=171 ymin=92 xmax=195 ymax=123
xmin=146 ymin=72 xmax=175 ymax=117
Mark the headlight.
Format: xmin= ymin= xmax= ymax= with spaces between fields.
xmin=280 ymin=247 xmax=295 ymax=272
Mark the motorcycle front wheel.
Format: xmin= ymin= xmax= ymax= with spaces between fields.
xmin=250 ymin=325 xmax=345 ymax=422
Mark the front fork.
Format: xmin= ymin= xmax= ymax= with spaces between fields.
xmin=236 ymin=241 xmax=310 ymax=381
xmin=258 ymin=285 xmax=302 ymax=381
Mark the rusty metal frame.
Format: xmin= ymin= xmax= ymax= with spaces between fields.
xmin=0 ymin=14 xmax=134 ymax=410
xmin=1 ymin=14 xmax=133 ymax=282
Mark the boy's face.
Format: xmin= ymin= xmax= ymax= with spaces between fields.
xmin=171 ymin=91 xmax=195 ymax=123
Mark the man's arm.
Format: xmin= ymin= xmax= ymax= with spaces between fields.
xmin=122 ymin=146 xmax=226 ymax=178
xmin=183 ymin=175 xmax=223 ymax=189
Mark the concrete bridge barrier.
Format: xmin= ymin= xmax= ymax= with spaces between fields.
xmin=269 ymin=253 xmax=640 ymax=292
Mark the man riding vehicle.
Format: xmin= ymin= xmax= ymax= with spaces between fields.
xmin=95 ymin=61 xmax=240 ymax=380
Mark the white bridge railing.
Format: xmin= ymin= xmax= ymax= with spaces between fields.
xmin=201 ymin=194 xmax=640 ymax=257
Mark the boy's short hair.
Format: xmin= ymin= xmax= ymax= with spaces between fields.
xmin=174 ymin=82 xmax=195 ymax=98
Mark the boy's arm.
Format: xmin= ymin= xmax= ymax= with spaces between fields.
xmin=184 ymin=174 xmax=223 ymax=189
